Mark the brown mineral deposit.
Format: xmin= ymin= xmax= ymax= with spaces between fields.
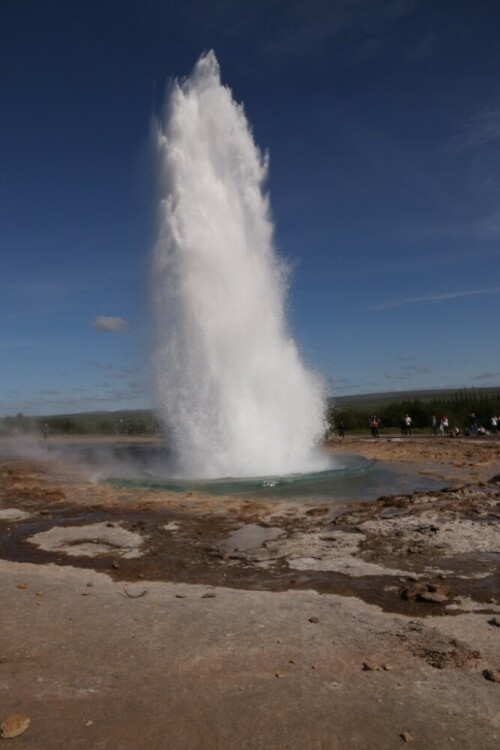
xmin=0 ymin=714 xmax=31 ymax=739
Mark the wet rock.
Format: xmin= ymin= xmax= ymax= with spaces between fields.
xmin=0 ymin=713 xmax=31 ymax=738
xmin=306 ymin=507 xmax=328 ymax=517
xmin=419 ymin=590 xmax=448 ymax=603
xmin=483 ymin=668 xmax=500 ymax=683
xmin=402 ymin=582 xmax=449 ymax=603
xmin=0 ymin=509 xmax=30 ymax=522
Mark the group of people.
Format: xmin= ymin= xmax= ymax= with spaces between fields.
xmin=431 ymin=414 xmax=449 ymax=435
xmin=340 ymin=411 xmax=500 ymax=439
xmin=430 ymin=412 xmax=500 ymax=437
xmin=464 ymin=412 xmax=500 ymax=436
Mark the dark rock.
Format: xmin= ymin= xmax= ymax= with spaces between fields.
xmin=362 ymin=659 xmax=381 ymax=671
xmin=483 ymin=668 xmax=500 ymax=683
xmin=400 ymin=731 xmax=414 ymax=743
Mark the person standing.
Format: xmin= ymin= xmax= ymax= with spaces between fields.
xmin=469 ymin=412 xmax=478 ymax=434
xmin=491 ymin=415 xmax=498 ymax=435
xmin=404 ymin=413 xmax=412 ymax=437
xmin=431 ymin=414 xmax=437 ymax=436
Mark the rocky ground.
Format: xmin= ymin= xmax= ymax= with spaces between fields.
xmin=0 ymin=435 xmax=499 ymax=748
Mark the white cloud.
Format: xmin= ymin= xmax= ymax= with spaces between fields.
xmin=91 ymin=316 xmax=129 ymax=333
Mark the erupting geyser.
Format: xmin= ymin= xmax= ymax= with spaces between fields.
xmin=151 ymin=51 xmax=328 ymax=479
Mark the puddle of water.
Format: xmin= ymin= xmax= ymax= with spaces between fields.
xmin=221 ymin=524 xmax=283 ymax=553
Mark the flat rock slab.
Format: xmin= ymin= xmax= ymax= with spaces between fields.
xmin=28 ymin=522 xmax=144 ymax=558
xmin=1 ymin=560 xmax=499 ymax=750
xmin=0 ymin=508 xmax=31 ymax=521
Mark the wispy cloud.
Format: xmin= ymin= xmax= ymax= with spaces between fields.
xmin=406 ymin=29 xmax=439 ymax=60
xmin=384 ymin=362 xmax=430 ymax=382
xmin=385 ymin=371 xmax=407 ymax=381
xmin=219 ymin=0 xmax=422 ymax=68
xmin=0 ymin=381 xmax=148 ymax=417
xmin=400 ymin=363 xmax=431 ymax=374
xmin=451 ymin=105 xmax=500 ymax=153
xmin=368 ymin=285 xmax=500 ymax=311
xmin=470 ymin=371 xmax=500 ymax=381
xmin=446 ymin=105 xmax=500 ymax=200
xmin=0 ymin=340 xmax=44 ymax=348
xmin=91 ymin=316 xmax=129 ymax=333
xmin=476 ymin=210 xmax=500 ymax=238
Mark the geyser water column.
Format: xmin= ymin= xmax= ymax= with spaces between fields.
xmin=152 ymin=51 xmax=328 ymax=479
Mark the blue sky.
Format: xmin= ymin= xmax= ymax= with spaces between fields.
xmin=2 ymin=0 xmax=500 ymax=417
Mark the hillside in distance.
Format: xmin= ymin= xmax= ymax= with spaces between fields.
xmin=330 ymin=385 xmax=500 ymax=408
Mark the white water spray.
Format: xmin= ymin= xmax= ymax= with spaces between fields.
xmin=152 ymin=51 xmax=328 ymax=478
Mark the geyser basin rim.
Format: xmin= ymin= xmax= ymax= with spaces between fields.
xmin=104 ymin=455 xmax=374 ymax=496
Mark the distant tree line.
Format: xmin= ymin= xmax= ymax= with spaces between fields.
xmin=2 ymin=389 xmax=499 ymax=439
xmin=326 ymin=389 xmax=500 ymax=434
